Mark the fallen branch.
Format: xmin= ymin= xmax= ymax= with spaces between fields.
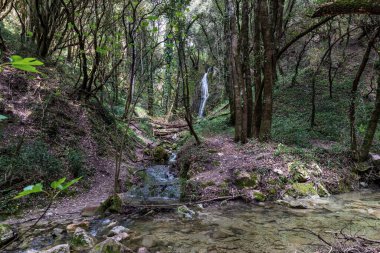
xmin=124 ymin=195 xmax=243 ymax=209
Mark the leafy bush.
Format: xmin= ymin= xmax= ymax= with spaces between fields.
xmin=0 ymin=141 xmax=63 ymax=181
xmin=66 ymin=148 xmax=86 ymax=177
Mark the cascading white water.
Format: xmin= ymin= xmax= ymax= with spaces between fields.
xmin=198 ymin=70 xmax=210 ymax=118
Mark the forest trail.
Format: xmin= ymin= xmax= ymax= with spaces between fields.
xmin=5 ymin=118 xmax=188 ymax=225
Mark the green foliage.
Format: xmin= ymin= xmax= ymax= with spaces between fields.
xmin=0 ymin=114 xmax=7 ymax=121
xmin=14 ymin=184 xmax=43 ymax=199
xmin=0 ymin=141 xmax=63 ymax=181
xmin=0 ymin=55 xmax=43 ymax=73
xmin=66 ymin=148 xmax=86 ymax=177
xmin=14 ymin=177 xmax=81 ymax=199
xmin=9 ymin=55 xmax=43 ymax=73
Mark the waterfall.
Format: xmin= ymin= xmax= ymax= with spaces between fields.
xmin=198 ymin=69 xmax=210 ymax=118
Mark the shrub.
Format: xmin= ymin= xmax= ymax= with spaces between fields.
xmin=66 ymin=148 xmax=86 ymax=177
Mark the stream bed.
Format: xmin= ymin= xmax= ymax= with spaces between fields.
xmin=121 ymin=190 xmax=380 ymax=253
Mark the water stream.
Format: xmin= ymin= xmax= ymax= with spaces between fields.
xmin=124 ymin=190 xmax=380 ymax=253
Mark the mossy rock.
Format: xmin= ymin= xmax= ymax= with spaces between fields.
xmin=152 ymin=146 xmax=169 ymax=162
xmin=253 ymin=191 xmax=266 ymax=202
xmin=98 ymin=195 xmax=123 ymax=214
xmin=289 ymin=183 xmax=318 ymax=197
xmin=70 ymin=228 xmax=95 ymax=251
xmin=235 ymin=171 xmax=259 ymax=189
xmin=0 ymin=224 xmax=15 ymax=246
xmin=90 ymin=238 xmax=132 ymax=253
xmin=288 ymin=161 xmax=310 ymax=183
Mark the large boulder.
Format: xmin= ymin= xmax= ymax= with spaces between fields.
xmin=0 ymin=224 xmax=16 ymax=246
xmin=90 ymin=238 xmax=133 ymax=253
xmin=40 ymin=244 xmax=70 ymax=253
xmin=70 ymin=227 xmax=95 ymax=251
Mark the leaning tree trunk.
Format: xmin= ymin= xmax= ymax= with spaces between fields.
xmin=358 ymin=64 xmax=380 ymax=161
xmin=313 ymin=0 xmax=380 ymax=17
xmin=349 ymin=29 xmax=379 ymax=157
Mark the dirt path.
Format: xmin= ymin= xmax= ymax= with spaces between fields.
xmin=5 ymin=119 xmax=186 ymax=225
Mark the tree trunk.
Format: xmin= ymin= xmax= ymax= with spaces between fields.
xmin=252 ymin=0 xmax=262 ymax=139
xmin=240 ymin=0 xmax=250 ymax=143
xmin=359 ymin=68 xmax=380 ymax=161
xmin=227 ymin=0 xmax=242 ymax=142
xmin=224 ymin=0 xmax=234 ymax=125
xmin=259 ymin=0 xmax=275 ymax=141
xmin=349 ymin=29 xmax=379 ymax=156
xmin=313 ymin=0 xmax=380 ymax=17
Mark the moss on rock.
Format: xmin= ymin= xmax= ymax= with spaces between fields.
xmin=235 ymin=171 xmax=259 ymax=189
xmin=152 ymin=146 xmax=169 ymax=162
xmin=98 ymin=195 xmax=123 ymax=214
xmin=289 ymin=183 xmax=318 ymax=197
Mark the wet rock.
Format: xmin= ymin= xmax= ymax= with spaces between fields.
xmin=52 ymin=227 xmax=64 ymax=238
xmin=66 ymin=221 xmax=90 ymax=233
xmin=111 ymin=232 xmax=130 ymax=242
xmin=138 ymin=247 xmax=150 ymax=253
xmin=234 ymin=171 xmax=259 ymax=189
xmin=276 ymin=197 xmax=308 ymax=209
xmin=40 ymin=244 xmax=70 ymax=253
xmin=90 ymin=238 xmax=133 ymax=253
xmin=0 ymin=224 xmax=16 ymax=246
xmin=108 ymin=226 xmax=129 ymax=236
xmin=177 ymin=205 xmax=196 ymax=219
xmin=70 ymin=227 xmax=95 ymax=251
xmin=141 ymin=235 xmax=157 ymax=248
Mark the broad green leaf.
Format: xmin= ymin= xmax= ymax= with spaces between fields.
xmin=14 ymin=183 xmax=43 ymax=199
xmin=61 ymin=177 xmax=82 ymax=190
xmin=10 ymin=56 xmax=44 ymax=73
xmin=51 ymin=178 xmax=66 ymax=190
xmin=0 ymin=114 xmax=7 ymax=121
xmin=10 ymin=55 xmax=23 ymax=62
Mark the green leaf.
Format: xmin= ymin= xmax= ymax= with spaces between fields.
xmin=51 ymin=178 xmax=66 ymax=190
xmin=14 ymin=183 xmax=43 ymax=199
xmin=61 ymin=177 xmax=82 ymax=190
xmin=10 ymin=55 xmax=23 ymax=61
xmin=147 ymin=15 xmax=158 ymax=21
xmin=10 ymin=56 xmax=44 ymax=73
xmin=0 ymin=114 xmax=7 ymax=121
